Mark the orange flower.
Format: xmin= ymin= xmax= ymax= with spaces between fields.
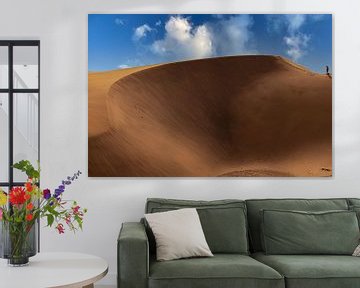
xmin=26 ymin=214 xmax=33 ymax=221
xmin=26 ymin=203 xmax=34 ymax=210
xmin=24 ymin=193 xmax=31 ymax=200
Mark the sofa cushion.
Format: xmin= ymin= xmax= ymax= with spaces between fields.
xmin=146 ymin=198 xmax=248 ymax=254
xmin=149 ymin=254 xmax=284 ymax=288
xmin=246 ymin=198 xmax=349 ymax=252
xmin=252 ymin=252 xmax=360 ymax=288
xmin=261 ymin=209 xmax=359 ymax=255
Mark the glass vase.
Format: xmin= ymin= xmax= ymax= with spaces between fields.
xmin=0 ymin=220 xmax=37 ymax=266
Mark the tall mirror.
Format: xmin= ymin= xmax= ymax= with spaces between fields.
xmin=0 ymin=41 xmax=40 ymax=255
xmin=0 ymin=41 xmax=40 ymax=190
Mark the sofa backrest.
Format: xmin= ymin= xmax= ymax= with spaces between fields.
xmin=145 ymin=198 xmax=249 ymax=254
xmin=348 ymin=198 xmax=360 ymax=207
xmin=245 ymin=198 xmax=349 ymax=252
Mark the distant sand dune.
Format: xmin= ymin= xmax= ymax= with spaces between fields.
xmin=88 ymin=55 xmax=332 ymax=177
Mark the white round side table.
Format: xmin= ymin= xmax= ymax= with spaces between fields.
xmin=0 ymin=252 xmax=108 ymax=288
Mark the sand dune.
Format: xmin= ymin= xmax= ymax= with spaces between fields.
xmin=88 ymin=65 xmax=158 ymax=137
xmin=88 ymin=55 xmax=332 ymax=177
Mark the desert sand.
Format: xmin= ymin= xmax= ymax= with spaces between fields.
xmin=88 ymin=55 xmax=332 ymax=177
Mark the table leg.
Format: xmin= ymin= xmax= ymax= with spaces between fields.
xmin=82 ymin=284 xmax=94 ymax=288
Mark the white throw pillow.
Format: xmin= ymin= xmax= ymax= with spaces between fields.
xmin=145 ymin=208 xmax=213 ymax=261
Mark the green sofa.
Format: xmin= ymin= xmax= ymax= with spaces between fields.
xmin=118 ymin=198 xmax=360 ymax=288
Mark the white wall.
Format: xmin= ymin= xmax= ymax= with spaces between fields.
xmin=1 ymin=0 xmax=360 ymax=286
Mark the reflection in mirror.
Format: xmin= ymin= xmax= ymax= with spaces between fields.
xmin=0 ymin=47 xmax=8 ymax=89
xmin=13 ymin=46 xmax=38 ymax=89
xmin=0 ymin=187 xmax=8 ymax=193
xmin=0 ymin=94 xmax=9 ymax=182
xmin=13 ymin=93 xmax=39 ymax=182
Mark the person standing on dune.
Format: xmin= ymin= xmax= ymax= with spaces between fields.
xmin=326 ymin=65 xmax=330 ymax=75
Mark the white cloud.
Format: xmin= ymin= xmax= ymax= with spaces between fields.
xmin=266 ymin=15 xmax=284 ymax=33
xmin=284 ymin=16 xmax=309 ymax=61
xmin=285 ymin=14 xmax=306 ymax=34
xmin=118 ymin=64 xmax=130 ymax=69
xmin=133 ymin=24 xmax=153 ymax=41
xmin=151 ymin=16 xmax=214 ymax=60
xmin=284 ymin=15 xmax=310 ymax=61
xmin=155 ymin=20 xmax=162 ymax=26
xmin=266 ymin=14 xmax=316 ymax=62
xmin=150 ymin=15 xmax=253 ymax=61
xmin=209 ymin=15 xmax=253 ymax=55
xmin=115 ymin=18 xmax=124 ymax=26
xmin=284 ymin=33 xmax=311 ymax=61
xmin=267 ymin=14 xmax=309 ymax=34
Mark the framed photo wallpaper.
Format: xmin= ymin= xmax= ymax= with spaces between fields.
xmin=88 ymin=14 xmax=332 ymax=177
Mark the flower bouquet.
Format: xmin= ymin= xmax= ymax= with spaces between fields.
xmin=0 ymin=160 xmax=87 ymax=266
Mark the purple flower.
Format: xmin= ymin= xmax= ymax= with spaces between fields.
xmin=54 ymin=171 xmax=82 ymax=199
xmin=43 ymin=189 xmax=51 ymax=200
xmin=54 ymin=189 xmax=63 ymax=198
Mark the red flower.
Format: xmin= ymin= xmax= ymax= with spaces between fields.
xmin=26 ymin=214 xmax=33 ymax=221
xmin=56 ymin=223 xmax=65 ymax=234
xmin=25 ymin=182 xmax=33 ymax=192
xmin=72 ymin=205 xmax=80 ymax=215
xmin=26 ymin=203 xmax=34 ymax=210
xmin=9 ymin=187 xmax=26 ymax=205
xmin=65 ymin=214 xmax=71 ymax=225
xmin=24 ymin=193 xmax=31 ymax=200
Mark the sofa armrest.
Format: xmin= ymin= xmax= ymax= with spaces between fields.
xmin=118 ymin=222 xmax=149 ymax=288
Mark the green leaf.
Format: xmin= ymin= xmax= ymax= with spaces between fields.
xmin=47 ymin=214 xmax=54 ymax=227
xmin=12 ymin=160 xmax=40 ymax=180
xmin=46 ymin=205 xmax=60 ymax=217
xmin=74 ymin=216 xmax=83 ymax=230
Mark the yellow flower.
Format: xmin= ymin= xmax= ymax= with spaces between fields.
xmin=0 ymin=190 xmax=7 ymax=206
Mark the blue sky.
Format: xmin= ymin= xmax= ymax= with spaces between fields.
xmin=88 ymin=14 xmax=332 ymax=73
